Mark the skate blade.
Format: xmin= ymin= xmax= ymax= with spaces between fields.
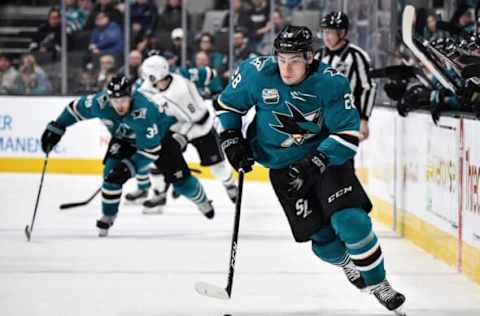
xmin=142 ymin=206 xmax=164 ymax=215
xmin=124 ymin=198 xmax=147 ymax=205
xmin=98 ymin=229 xmax=109 ymax=237
xmin=393 ymin=305 xmax=406 ymax=316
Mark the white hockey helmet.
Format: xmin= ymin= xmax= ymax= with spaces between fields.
xmin=141 ymin=55 xmax=170 ymax=84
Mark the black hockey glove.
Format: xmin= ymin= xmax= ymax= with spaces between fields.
xmin=103 ymin=138 xmax=137 ymax=164
xmin=220 ymin=129 xmax=254 ymax=173
xmin=430 ymin=88 xmax=452 ymax=125
xmin=104 ymin=160 xmax=134 ymax=185
xmin=41 ymin=121 xmax=66 ymax=154
xmin=287 ymin=151 xmax=328 ymax=198
xmin=172 ymin=133 xmax=188 ymax=152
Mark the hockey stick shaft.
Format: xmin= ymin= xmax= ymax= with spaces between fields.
xmin=59 ymin=187 xmax=101 ymax=210
xmin=25 ymin=154 xmax=49 ymax=241
xmin=225 ymin=169 xmax=245 ymax=296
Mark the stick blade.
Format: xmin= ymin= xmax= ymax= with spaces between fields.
xmin=59 ymin=202 xmax=82 ymax=210
xmin=194 ymin=282 xmax=230 ymax=300
xmin=24 ymin=225 xmax=31 ymax=241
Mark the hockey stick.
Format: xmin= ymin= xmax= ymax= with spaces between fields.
xmin=59 ymin=187 xmax=101 ymax=210
xmin=25 ymin=154 xmax=49 ymax=241
xmin=195 ymin=169 xmax=245 ymax=300
xmin=402 ymin=5 xmax=459 ymax=94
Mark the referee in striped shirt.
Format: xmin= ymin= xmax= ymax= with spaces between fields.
xmin=315 ymin=11 xmax=376 ymax=141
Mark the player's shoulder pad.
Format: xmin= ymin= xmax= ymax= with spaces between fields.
xmin=237 ymin=56 xmax=276 ymax=76
xmin=314 ymin=63 xmax=351 ymax=100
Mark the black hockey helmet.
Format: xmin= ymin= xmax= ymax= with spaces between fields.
xmin=273 ymin=25 xmax=313 ymax=54
xmin=320 ymin=11 xmax=350 ymax=31
xmin=106 ymin=75 xmax=132 ymax=98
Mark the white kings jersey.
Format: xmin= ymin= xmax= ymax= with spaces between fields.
xmin=138 ymin=73 xmax=215 ymax=140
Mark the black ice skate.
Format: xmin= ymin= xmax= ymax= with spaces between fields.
xmin=197 ymin=200 xmax=215 ymax=219
xmin=124 ymin=189 xmax=148 ymax=204
xmin=142 ymin=189 xmax=167 ymax=215
xmin=96 ymin=215 xmax=116 ymax=237
xmin=342 ymin=260 xmax=367 ymax=291
xmin=224 ymin=183 xmax=239 ymax=203
xmin=370 ymin=279 xmax=406 ymax=316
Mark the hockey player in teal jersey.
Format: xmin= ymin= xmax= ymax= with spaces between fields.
xmin=217 ymin=25 xmax=406 ymax=315
xmin=40 ymin=75 xmax=215 ymax=237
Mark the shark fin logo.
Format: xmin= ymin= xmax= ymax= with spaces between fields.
xmin=269 ymin=102 xmax=323 ymax=147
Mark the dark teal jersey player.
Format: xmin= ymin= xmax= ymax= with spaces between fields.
xmin=40 ymin=75 xmax=215 ymax=237
xmin=217 ymin=25 xmax=406 ymax=315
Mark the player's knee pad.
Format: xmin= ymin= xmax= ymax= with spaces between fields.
xmin=209 ymin=160 xmax=232 ymax=182
xmin=172 ymin=175 xmax=201 ymax=198
xmin=311 ymin=237 xmax=348 ymax=265
xmin=331 ymin=208 xmax=372 ymax=244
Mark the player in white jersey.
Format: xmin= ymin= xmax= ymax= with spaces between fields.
xmin=315 ymin=11 xmax=376 ymax=141
xmin=130 ymin=55 xmax=238 ymax=214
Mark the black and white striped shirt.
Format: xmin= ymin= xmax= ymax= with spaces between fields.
xmin=315 ymin=42 xmax=376 ymax=120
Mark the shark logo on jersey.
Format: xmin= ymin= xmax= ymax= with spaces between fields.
xmin=132 ymin=108 xmax=147 ymax=120
xmin=290 ymin=91 xmax=317 ymax=102
xmin=270 ymin=101 xmax=323 ymax=147
xmin=262 ymin=88 xmax=280 ymax=104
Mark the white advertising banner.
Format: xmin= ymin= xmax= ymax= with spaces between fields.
xmin=358 ymin=108 xmax=396 ymax=205
xmin=462 ymin=119 xmax=480 ymax=248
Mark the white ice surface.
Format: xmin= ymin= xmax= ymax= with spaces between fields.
xmin=1 ymin=173 xmax=480 ymax=316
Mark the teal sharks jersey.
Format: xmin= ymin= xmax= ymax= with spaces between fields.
xmin=55 ymin=90 xmax=176 ymax=173
xmin=218 ymin=56 xmax=360 ymax=169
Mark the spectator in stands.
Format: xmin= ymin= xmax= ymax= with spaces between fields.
xmin=222 ymin=0 xmax=254 ymax=37
xmin=85 ymin=0 xmax=123 ymax=31
xmin=195 ymin=51 xmax=210 ymax=67
xmin=78 ymin=0 xmax=94 ymax=13
xmin=65 ymin=0 xmax=88 ymax=34
xmin=168 ymin=28 xmax=192 ymax=66
xmin=164 ymin=50 xmax=179 ymax=69
xmin=451 ymin=3 xmax=475 ymax=34
xmin=222 ymin=27 xmax=258 ymax=81
xmin=78 ymin=62 xmax=97 ymax=93
xmin=96 ymin=54 xmax=116 ymax=89
xmin=248 ymin=0 xmax=271 ymax=47
xmin=119 ymin=50 xmax=143 ymax=81
xmin=424 ymin=13 xmax=448 ymax=40
xmin=233 ymin=27 xmax=258 ymax=64
xmin=197 ymin=33 xmax=225 ymax=72
xmin=30 ymin=7 xmax=61 ymax=62
xmin=18 ymin=54 xmax=52 ymax=95
xmin=130 ymin=0 xmax=158 ymax=47
xmin=159 ymin=0 xmax=190 ymax=32
xmin=0 ymin=54 xmax=22 ymax=95
xmin=257 ymin=8 xmax=287 ymax=55
xmin=89 ymin=12 xmax=124 ymax=57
